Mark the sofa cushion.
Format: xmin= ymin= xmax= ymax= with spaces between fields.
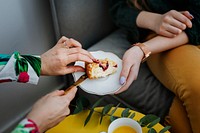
xmin=50 ymin=0 xmax=116 ymax=49
xmin=78 ymin=29 xmax=174 ymax=122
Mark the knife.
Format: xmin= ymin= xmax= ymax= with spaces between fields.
xmin=64 ymin=74 xmax=88 ymax=94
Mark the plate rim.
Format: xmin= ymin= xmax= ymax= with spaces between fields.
xmin=72 ymin=50 xmax=122 ymax=95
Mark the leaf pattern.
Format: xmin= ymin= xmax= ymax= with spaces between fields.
xmin=21 ymin=55 xmax=41 ymax=77
xmin=14 ymin=52 xmax=28 ymax=75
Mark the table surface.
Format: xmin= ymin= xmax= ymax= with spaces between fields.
xmin=47 ymin=107 xmax=170 ymax=133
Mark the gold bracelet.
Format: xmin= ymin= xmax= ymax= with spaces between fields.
xmin=133 ymin=43 xmax=151 ymax=62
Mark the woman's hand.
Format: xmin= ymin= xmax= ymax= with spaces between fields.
xmin=115 ymin=46 xmax=144 ymax=94
xmin=153 ymin=10 xmax=193 ymax=37
xmin=40 ymin=36 xmax=94 ymax=75
xmin=27 ymin=87 xmax=77 ymax=132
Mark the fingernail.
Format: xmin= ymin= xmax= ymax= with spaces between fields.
xmin=93 ymin=58 xmax=99 ymax=63
xmin=120 ymin=76 xmax=126 ymax=85
xmin=189 ymin=14 xmax=194 ymax=19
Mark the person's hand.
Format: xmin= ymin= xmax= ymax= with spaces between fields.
xmin=40 ymin=36 xmax=94 ymax=75
xmin=153 ymin=10 xmax=193 ymax=37
xmin=27 ymin=87 xmax=77 ymax=132
xmin=115 ymin=46 xmax=144 ymax=94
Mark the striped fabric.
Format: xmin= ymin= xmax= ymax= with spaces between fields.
xmin=11 ymin=119 xmax=39 ymax=133
xmin=0 ymin=52 xmax=41 ymax=132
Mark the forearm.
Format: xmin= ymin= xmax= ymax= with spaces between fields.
xmin=143 ymin=32 xmax=189 ymax=54
xmin=136 ymin=11 xmax=161 ymax=31
xmin=0 ymin=52 xmax=41 ymax=84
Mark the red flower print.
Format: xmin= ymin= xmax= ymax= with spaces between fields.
xmin=18 ymin=72 xmax=30 ymax=83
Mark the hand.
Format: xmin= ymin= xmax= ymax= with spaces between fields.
xmin=115 ymin=46 xmax=144 ymax=94
xmin=153 ymin=10 xmax=193 ymax=37
xmin=41 ymin=36 xmax=94 ymax=75
xmin=27 ymin=87 xmax=77 ymax=132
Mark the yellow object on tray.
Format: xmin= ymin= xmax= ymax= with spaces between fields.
xmin=46 ymin=107 xmax=170 ymax=133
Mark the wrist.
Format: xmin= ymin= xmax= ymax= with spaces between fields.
xmin=40 ymin=54 xmax=47 ymax=76
xmin=132 ymin=43 xmax=151 ymax=62
xmin=27 ymin=118 xmax=40 ymax=133
xmin=27 ymin=114 xmax=45 ymax=133
xmin=130 ymin=45 xmax=144 ymax=61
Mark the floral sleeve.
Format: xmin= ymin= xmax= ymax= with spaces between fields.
xmin=11 ymin=118 xmax=39 ymax=133
xmin=0 ymin=51 xmax=41 ymax=84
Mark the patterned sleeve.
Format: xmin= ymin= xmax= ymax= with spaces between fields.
xmin=11 ymin=118 xmax=39 ymax=133
xmin=0 ymin=51 xmax=41 ymax=84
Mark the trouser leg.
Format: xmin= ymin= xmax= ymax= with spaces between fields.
xmin=147 ymin=44 xmax=200 ymax=133
xmin=164 ymin=97 xmax=192 ymax=133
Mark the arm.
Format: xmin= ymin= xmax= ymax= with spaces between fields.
xmin=117 ymin=32 xmax=189 ymax=93
xmin=110 ymin=0 xmax=200 ymax=44
xmin=0 ymin=37 xmax=94 ymax=84
xmin=144 ymin=32 xmax=189 ymax=54
xmin=12 ymin=88 xmax=77 ymax=133
xmin=0 ymin=52 xmax=41 ymax=84
xmin=136 ymin=10 xmax=193 ymax=38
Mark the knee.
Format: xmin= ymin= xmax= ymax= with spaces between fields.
xmin=147 ymin=44 xmax=200 ymax=98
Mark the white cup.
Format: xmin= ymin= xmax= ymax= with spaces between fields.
xmin=108 ymin=118 xmax=142 ymax=133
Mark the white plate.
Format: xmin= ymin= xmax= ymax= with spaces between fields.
xmin=73 ymin=51 xmax=122 ymax=95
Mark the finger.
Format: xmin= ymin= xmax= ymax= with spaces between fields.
xmin=65 ymin=108 xmax=71 ymax=116
xmin=67 ymin=47 xmax=95 ymax=60
xmin=125 ymin=63 xmax=140 ymax=87
xmin=170 ymin=18 xmax=187 ymax=30
xmin=166 ymin=24 xmax=182 ymax=35
xmin=181 ymin=11 xmax=194 ymax=20
xmin=64 ymin=66 xmax=85 ymax=74
xmin=172 ymin=12 xmax=192 ymax=28
xmin=66 ymin=38 xmax=82 ymax=48
xmin=160 ymin=30 xmax=177 ymax=38
xmin=116 ymin=64 xmax=140 ymax=94
xmin=57 ymin=36 xmax=69 ymax=44
xmin=50 ymin=90 xmax=65 ymax=96
xmin=119 ymin=58 xmax=132 ymax=85
xmin=63 ymin=86 xmax=78 ymax=101
xmin=67 ymin=53 xmax=93 ymax=63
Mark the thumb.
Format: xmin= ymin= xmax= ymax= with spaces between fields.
xmin=63 ymin=86 xmax=78 ymax=101
xmin=64 ymin=66 xmax=85 ymax=74
xmin=50 ymin=90 xmax=65 ymax=96
xmin=57 ymin=36 xmax=69 ymax=44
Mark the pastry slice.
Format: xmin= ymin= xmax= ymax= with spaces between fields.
xmin=85 ymin=58 xmax=117 ymax=79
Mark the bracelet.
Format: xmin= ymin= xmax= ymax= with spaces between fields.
xmin=133 ymin=43 xmax=151 ymax=62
